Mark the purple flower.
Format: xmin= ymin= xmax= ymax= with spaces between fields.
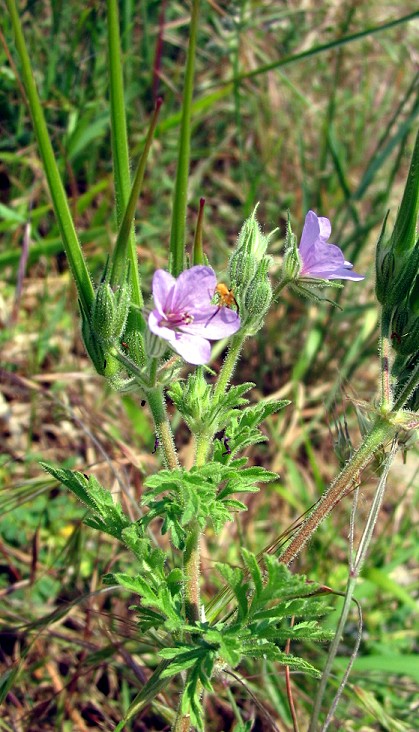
xmin=298 ymin=210 xmax=364 ymax=281
xmin=148 ymin=265 xmax=241 ymax=365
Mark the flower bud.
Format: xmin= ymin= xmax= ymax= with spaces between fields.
xmin=236 ymin=204 xmax=269 ymax=261
xmin=383 ymin=245 xmax=419 ymax=311
xmin=168 ymin=371 xmax=212 ymax=431
xmin=229 ymin=250 xmax=257 ymax=291
xmin=243 ymin=256 xmax=273 ymax=333
xmin=408 ymin=271 xmax=419 ymax=317
xmin=376 ymin=132 xmax=419 ymax=306
xmin=390 ymin=131 xmax=419 ymax=259
xmin=113 ymin=284 xmax=131 ymax=339
xmin=375 ymin=221 xmax=393 ymax=304
xmin=391 ymin=311 xmax=419 ymax=356
xmin=91 ymin=282 xmax=131 ymax=345
xmin=282 ymin=223 xmax=301 ymax=281
xmin=92 ymin=283 xmax=116 ymax=342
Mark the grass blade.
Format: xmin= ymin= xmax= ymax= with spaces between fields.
xmin=169 ymin=0 xmax=200 ymax=276
xmin=5 ymin=0 xmax=94 ymax=314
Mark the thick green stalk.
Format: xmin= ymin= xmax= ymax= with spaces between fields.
xmin=107 ymin=0 xmax=133 ymax=223
xmin=110 ymin=98 xmax=163 ymax=289
xmin=192 ymin=198 xmax=206 ymax=265
xmin=107 ymin=0 xmax=144 ymax=351
xmin=6 ymin=0 xmax=94 ymax=314
xmin=107 ymin=0 xmax=144 ymax=306
xmin=309 ymin=441 xmax=397 ymax=731
xmin=277 ymin=417 xmax=396 ymax=566
xmin=169 ymin=0 xmax=200 ymax=276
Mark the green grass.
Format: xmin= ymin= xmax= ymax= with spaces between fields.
xmin=0 ymin=1 xmax=418 ymax=729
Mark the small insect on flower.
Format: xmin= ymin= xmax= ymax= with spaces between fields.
xmin=215 ymin=283 xmax=239 ymax=313
xmin=206 ymin=283 xmax=239 ymax=327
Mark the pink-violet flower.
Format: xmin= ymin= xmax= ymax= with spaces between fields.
xmin=148 ymin=265 xmax=241 ymax=365
xmin=298 ymin=210 xmax=364 ymax=281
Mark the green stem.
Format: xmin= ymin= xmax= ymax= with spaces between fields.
xmin=147 ymin=387 xmax=179 ymax=470
xmin=213 ymin=332 xmax=246 ymax=399
xmin=110 ymin=97 xmax=163 ymax=289
xmin=172 ymin=430 xmax=211 ymax=732
xmin=169 ymin=0 xmax=200 ymax=276
xmin=107 ymin=0 xmax=132 ymax=224
xmin=309 ymin=441 xmax=397 ymax=731
xmin=277 ymin=417 xmax=396 ymax=566
xmin=183 ymin=520 xmax=201 ymax=625
xmin=173 ymin=710 xmax=192 ymax=732
xmin=195 ymin=431 xmax=210 ymax=466
xmin=273 ymin=277 xmax=291 ymax=299
xmin=180 ymin=430 xmax=208 ymax=626
xmin=6 ymin=0 xmax=94 ymax=314
xmin=107 ymin=0 xmax=145 ymax=368
xmin=192 ymin=198 xmax=206 ymax=265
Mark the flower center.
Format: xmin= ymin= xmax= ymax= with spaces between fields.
xmin=159 ymin=310 xmax=194 ymax=329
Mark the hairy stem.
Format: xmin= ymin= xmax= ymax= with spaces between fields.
xmin=309 ymin=440 xmax=397 ymax=731
xmin=173 ymin=711 xmax=192 ymax=732
xmin=379 ymin=308 xmax=394 ymax=409
xmin=277 ymin=417 xmax=395 ymax=566
xmin=213 ymin=332 xmax=246 ymax=399
xmin=183 ymin=520 xmax=201 ymax=625
xmin=147 ymin=387 xmax=179 ymax=470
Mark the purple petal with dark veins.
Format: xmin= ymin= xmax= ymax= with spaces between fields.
xmin=298 ymin=210 xmax=364 ymax=281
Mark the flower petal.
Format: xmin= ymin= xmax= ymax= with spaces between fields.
xmin=298 ymin=210 xmax=321 ymax=259
xmin=183 ymin=307 xmax=241 ymax=339
xmin=152 ymin=270 xmax=176 ymax=313
xmin=171 ymin=331 xmax=211 ymax=365
xmin=300 ymin=241 xmax=345 ymax=277
xmin=317 ymin=215 xmax=331 ymax=240
xmin=171 ymin=266 xmax=217 ymax=313
xmin=148 ymin=310 xmax=176 ymax=344
xmin=298 ymin=211 xmax=365 ymax=281
xmin=328 ymin=267 xmax=365 ymax=281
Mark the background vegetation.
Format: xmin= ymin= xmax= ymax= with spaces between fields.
xmin=0 ymin=1 xmax=418 ymax=730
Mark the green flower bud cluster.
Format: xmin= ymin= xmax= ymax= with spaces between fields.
xmin=376 ymin=132 xmax=419 ymax=309
xmin=168 ymin=371 xmax=213 ymax=433
xmin=229 ymin=205 xmax=276 ymax=333
xmin=243 ymin=256 xmax=273 ymax=334
xmin=80 ymin=268 xmax=146 ymax=389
